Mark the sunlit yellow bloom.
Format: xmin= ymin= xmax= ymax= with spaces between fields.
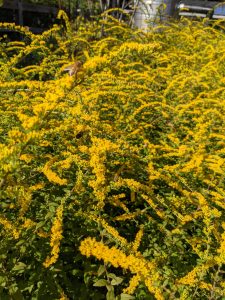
xmin=43 ymin=205 xmax=64 ymax=268
xmin=42 ymin=162 xmax=67 ymax=186
xmin=22 ymin=218 xmax=36 ymax=229
xmin=132 ymin=226 xmax=144 ymax=252
xmin=20 ymin=154 xmax=34 ymax=163
xmin=79 ymin=237 xmax=163 ymax=299
xmin=123 ymin=274 xmax=141 ymax=294
xmin=0 ymin=217 xmax=20 ymax=239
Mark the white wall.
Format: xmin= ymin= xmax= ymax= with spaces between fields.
xmin=134 ymin=0 xmax=172 ymax=29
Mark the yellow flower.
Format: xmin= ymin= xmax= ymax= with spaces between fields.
xmin=22 ymin=218 xmax=36 ymax=229
xmin=59 ymin=292 xmax=68 ymax=300
xmin=89 ymin=137 xmax=118 ymax=207
xmin=37 ymin=229 xmax=49 ymax=238
xmin=84 ymin=56 xmax=108 ymax=71
xmin=199 ymin=281 xmax=212 ymax=290
xmin=43 ymin=205 xmax=64 ymax=268
xmin=0 ymin=217 xmax=20 ymax=239
xmin=123 ymin=274 xmax=141 ymax=295
xmin=42 ymin=162 xmax=67 ymax=186
xmin=178 ymin=261 xmax=214 ymax=287
xmin=132 ymin=226 xmax=144 ymax=252
xmin=17 ymin=188 xmax=32 ymax=217
xmin=20 ymin=154 xmax=34 ymax=163
xmin=100 ymin=218 xmax=128 ymax=246
xmin=79 ymin=237 xmax=162 ymax=299
xmin=30 ymin=183 xmax=45 ymax=191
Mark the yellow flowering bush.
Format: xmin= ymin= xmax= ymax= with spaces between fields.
xmin=1 ymin=11 xmax=225 ymax=299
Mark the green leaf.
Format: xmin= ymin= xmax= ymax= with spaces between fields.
xmin=12 ymin=262 xmax=27 ymax=272
xmin=71 ymin=269 xmax=80 ymax=275
xmin=21 ymin=284 xmax=34 ymax=293
xmin=0 ymin=0 xmax=3 ymax=7
xmin=97 ymin=265 xmax=105 ymax=276
xmin=107 ymin=273 xmax=116 ymax=279
xmin=106 ymin=284 xmax=114 ymax=292
xmin=9 ymin=284 xmax=24 ymax=300
xmin=120 ymin=294 xmax=135 ymax=300
xmin=111 ymin=277 xmax=123 ymax=286
xmin=35 ymin=221 xmax=46 ymax=230
xmin=16 ymin=240 xmax=25 ymax=246
xmin=0 ymin=276 xmax=7 ymax=287
xmin=106 ymin=290 xmax=115 ymax=300
xmin=20 ymin=246 xmax=26 ymax=254
xmin=93 ymin=279 xmax=108 ymax=287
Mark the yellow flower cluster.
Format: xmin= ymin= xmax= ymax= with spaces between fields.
xmin=177 ymin=260 xmax=215 ymax=286
xmin=215 ymin=223 xmax=225 ymax=264
xmin=123 ymin=274 xmax=141 ymax=295
xmin=99 ymin=218 xmax=128 ymax=246
xmin=59 ymin=292 xmax=68 ymax=300
xmin=43 ymin=205 xmax=64 ymax=268
xmin=42 ymin=161 xmax=67 ymax=186
xmin=17 ymin=188 xmax=32 ymax=217
xmin=89 ymin=137 xmax=118 ymax=208
xmin=79 ymin=237 xmax=163 ymax=299
xmin=132 ymin=226 xmax=144 ymax=252
xmin=22 ymin=218 xmax=36 ymax=229
xmin=0 ymin=217 xmax=20 ymax=239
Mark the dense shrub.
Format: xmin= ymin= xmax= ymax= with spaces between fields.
xmin=1 ymin=11 xmax=225 ymax=300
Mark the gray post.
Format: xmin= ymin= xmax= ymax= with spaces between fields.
xmin=18 ymin=0 xmax=23 ymax=25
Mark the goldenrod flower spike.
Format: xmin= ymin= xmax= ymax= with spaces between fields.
xmin=43 ymin=205 xmax=64 ymax=268
xmin=79 ymin=237 xmax=163 ymax=299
